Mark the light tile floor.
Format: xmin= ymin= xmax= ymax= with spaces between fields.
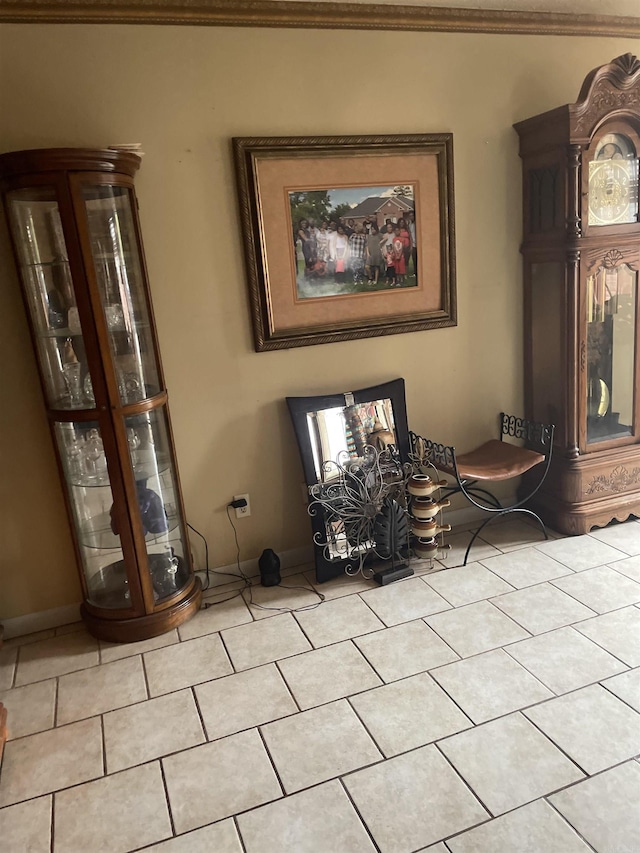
xmin=1 ymin=518 xmax=640 ymax=851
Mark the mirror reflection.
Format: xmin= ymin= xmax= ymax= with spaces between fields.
xmin=307 ymin=398 xmax=397 ymax=481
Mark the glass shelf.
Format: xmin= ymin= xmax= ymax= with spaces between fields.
xmin=92 ymin=252 xmax=134 ymax=261
xmin=67 ymin=452 xmax=171 ymax=488
xmin=22 ymin=259 xmax=70 ymax=269
xmin=79 ymin=503 xmax=179 ymax=550
xmin=41 ymin=327 xmax=82 ymax=338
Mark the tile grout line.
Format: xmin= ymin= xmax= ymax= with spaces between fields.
xmin=518 ymin=711 xmax=591 ymax=777
xmin=139 ymin=652 xmax=152 ymax=701
xmin=433 ymin=737 xmax=496 ymax=818
xmin=599 ymin=675 xmax=640 ymax=714
xmin=232 ymin=814 xmax=249 ymax=853
xmin=273 ymin=660 xmax=303 ymax=713
xmin=428 ymin=646 xmax=558 ymax=712
xmin=543 ymin=793 xmax=601 ymax=852
xmin=255 ymin=725 xmax=287 ymax=799
xmin=418 ymin=571 xmax=512 ymax=609
xmin=570 ymin=623 xmax=637 ymax=668
xmin=607 ymin=560 xmax=640 ymax=582
xmin=189 ymin=685 xmax=209 ymax=742
xmin=158 ymin=759 xmax=177 ymax=838
xmin=499 ymin=625 xmax=631 ymax=693
xmin=49 ymin=791 xmax=55 ymax=853
xmin=100 ymin=714 xmax=107 ymax=777
xmin=336 ymin=776 xmax=382 ymax=853
xmin=417 ymin=615 xmax=469 ymax=661
xmin=256 ymin=706 xmax=389 ymax=797
xmin=52 ymin=677 xmax=60 ymax=728
xmin=546 ymin=574 xmax=640 ymax=614
xmin=285 ymin=610 xmax=315 ymax=651
xmin=486 ymin=588 xmax=599 ymax=633
xmin=217 ymin=629 xmax=239 ymax=677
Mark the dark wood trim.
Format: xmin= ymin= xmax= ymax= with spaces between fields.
xmin=0 ymin=702 xmax=7 ymax=765
xmin=0 ymin=625 xmax=6 ymax=763
xmin=0 ymin=0 xmax=638 ymax=38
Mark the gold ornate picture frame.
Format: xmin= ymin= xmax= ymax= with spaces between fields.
xmin=233 ymin=134 xmax=456 ymax=351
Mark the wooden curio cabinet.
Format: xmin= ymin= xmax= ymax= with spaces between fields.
xmin=515 ymin=55 xmax=640 ymax=534
xmin=0 ymin=149 xmax=201 ymax=642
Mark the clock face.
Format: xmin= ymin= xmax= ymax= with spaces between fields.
xmin=588 ymin=132 xmax=638 ymax=227
xmin=588 ymin=160 xmax=635 ymax=225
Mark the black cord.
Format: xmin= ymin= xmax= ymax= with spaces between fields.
xmin=187 ymin=522 xmax=210 ymax=591
xmin=187 ymin=519 xmax=250 ymax=607
xmin=224 ymin=505 xmax=325 ymax=614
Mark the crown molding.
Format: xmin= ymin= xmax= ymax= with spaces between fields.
xmin=0 ymin=0 xmax=638 ymax=38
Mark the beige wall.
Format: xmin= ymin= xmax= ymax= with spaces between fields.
xmin=0 ymin=24 xmax=634 ymax=620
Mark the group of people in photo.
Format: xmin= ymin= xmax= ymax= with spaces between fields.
xmin=295 ymin=212 xmax=418 ymax=290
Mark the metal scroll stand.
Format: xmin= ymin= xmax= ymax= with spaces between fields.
xmin=308 ymin=444 xmax=416 ymax=586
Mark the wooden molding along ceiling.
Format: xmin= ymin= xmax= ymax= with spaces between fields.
xmin=0 ymin=0 xmax=638 ymax=37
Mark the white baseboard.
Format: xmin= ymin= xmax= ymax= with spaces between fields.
xmin=2 ymin=503 xmax=510 ymax=640
xmin=198 ymin=544 xmax=315 ymax=590
xmin=443 ymin=505 xmax=490 ymax=528
xmin=1 ymin=544 xmax=315 ymax=640
xmin=2 ymin=603 xmax=82 ymax=640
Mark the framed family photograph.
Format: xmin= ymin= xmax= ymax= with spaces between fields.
xmin=233 ymin=134 xmax=456 ymax=351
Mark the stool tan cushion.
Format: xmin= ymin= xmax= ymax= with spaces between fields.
xmin=455 ymin=439 xmax=545 ymax=481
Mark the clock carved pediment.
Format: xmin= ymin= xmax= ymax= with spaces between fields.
xmin=571 ymin=54 xmax=640 ymax=139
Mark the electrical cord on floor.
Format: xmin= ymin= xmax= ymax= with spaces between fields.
xmin=224 ymin=505 xmax=325 ymax=614
xmin=187 ymin=520 xmax=250 ymax=607
xmin=187 ymin=522 xmax=210 ymax=591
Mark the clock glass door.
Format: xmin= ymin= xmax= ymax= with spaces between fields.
xmin=586 ymin=260 xmax=637 ymax=444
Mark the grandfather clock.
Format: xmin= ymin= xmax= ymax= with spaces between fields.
xmin=515 ymin=54 xmax=640 ymax=534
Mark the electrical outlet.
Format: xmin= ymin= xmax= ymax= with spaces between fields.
xmin=234 ymin=493 xmax=251 ymax=518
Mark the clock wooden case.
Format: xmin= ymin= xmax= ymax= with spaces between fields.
xmin=0 ymin=149 xmax=202 ymax=642
xmin=514 ymin=54 xmax=640 ymax=534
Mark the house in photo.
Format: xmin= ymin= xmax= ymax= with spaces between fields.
xmin=347 ymin=194 xmax=414 ymax=230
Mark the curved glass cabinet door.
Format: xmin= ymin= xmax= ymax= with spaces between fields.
xmin=82 ymin=184 xmax=161 ymax=405
xmin=54 ymin=420 xmax=133 ymax=610
xmin=0 ymin=148 xmax=201 ymax=643
xmin=123 ymin=407 xmax=191 ymax=602
xmin=7 ymin=188 xmax=95 ymax=410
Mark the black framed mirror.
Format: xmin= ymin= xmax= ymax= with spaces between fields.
xmin=287 ymin=378 xmax=410 ymax=583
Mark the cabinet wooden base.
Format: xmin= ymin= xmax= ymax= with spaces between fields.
xmin=80 ymin=577 xmax=202 ymax=643
xmin=522 ymin=445 xmax=640 ymax=535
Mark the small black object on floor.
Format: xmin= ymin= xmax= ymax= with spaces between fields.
xmin=259 ymin=548 xmax=281 ymax=587
xmin=373 ymin=564 xmax=414 ymax=585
